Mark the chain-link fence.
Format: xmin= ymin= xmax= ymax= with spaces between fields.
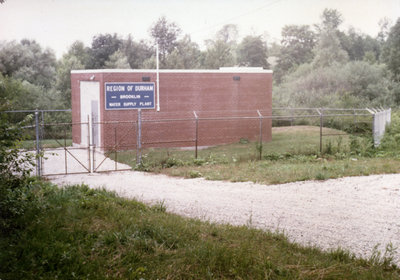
xmin=1 ymin=107 xmax=391 ymax=176
xmin=1 ymin=109 xmax=90 ymax=176
xmin=367 ymin=108 xmax=392 ymax=146
xmin=96 ymin=108 xmax=381 ymax=168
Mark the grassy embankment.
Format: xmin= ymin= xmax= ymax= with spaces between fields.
xmin=1 ymin=182 xmax=399 ymax=279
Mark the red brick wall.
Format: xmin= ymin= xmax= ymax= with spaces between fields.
xmin=71 ymin=70 xmax=272 ymax=149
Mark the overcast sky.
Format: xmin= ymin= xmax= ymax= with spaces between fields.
xmin=1 ymin=0 xmax=399 ymax=58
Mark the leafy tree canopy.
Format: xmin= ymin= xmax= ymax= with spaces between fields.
xmin=216 ymin=24 xmax=239 ymax=45
xmin=123 ymin=35 xmax=153 ymax=69
xmin=274 ymin=61 xmax=397 ymax=108
xmin=164 ymin=35 xmax=202 ymax=69
xmin=150 ymin=16 xmax=181 ymax=66
xmin=204 ymin=40 xmax=235 ymax=69
xmin=104 ymin=50 xmax=130 ymax=69
xmin=382 ymin=18 xmax=400 ymax=81
xmin=319 ymin=8 xmax=343 ymax=30
xmin=237 ymin=35 xmax=269 ymax=68
xmin=274 ymin=25 xmax=316 ymax=82
xmin=312 ymin=27 xmax=349 ymax=68
xmin=0 ymin=39 xmax=57 ymax=88
xmin=88 ymin=33 xmax=123 ymax=69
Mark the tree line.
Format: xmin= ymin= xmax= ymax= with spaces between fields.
xmin=273 ymin=9 xmax=400 ymax=108
xmin=0 ymin=9 xmax=400 ymax=111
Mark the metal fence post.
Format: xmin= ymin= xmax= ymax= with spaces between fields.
xmin=114 ymin=127 xmax=117 ymax=171
xmin=320 ymin=109 xmax=323 ymax=154
xmin=40 ymin=110 xmax=44 ymax=172
xmin=193 ymin=111 xmax=198 ymax=159
xmin=257 ymin=110 xmax=263 ymax=160
xmin=136 ymin=109 xmax=142 ymax=165
xmin=88 ymin=115 xmax=93 ymax=173
xmin=316 ymin=108 xmax=323 ymax=154
xmin=64 ymin=126 xmax=67 ymax=174
xmin=366 ymin=108 xmax=376 ymax=146
xmin=34 ymin=109 xmax=41 ymax=177
xmin=290 ymin=108 xmax=294 ymax=126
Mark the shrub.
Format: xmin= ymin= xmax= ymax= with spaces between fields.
xmin=0 ymin=113 xmax=36 ymax=233
xmin=274 ymin=61 xmax=398 ymax=108
xmin=349 ymin=135 xmax=374 ymax=157
xmin=377 ymin=111 xmax=400 ymax=156
xmin=161 ymin=157 xmax=184 ymax=168
xmin=188 ymin=170 xmax=202 ymax=178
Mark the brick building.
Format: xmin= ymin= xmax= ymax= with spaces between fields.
xmin=70 ymin=68 xmax=272 ymax=149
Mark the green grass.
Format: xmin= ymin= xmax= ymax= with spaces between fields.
xmin=110 ymin=126 xmax=400 ymax=184
xmin=164 ymin=157 xmax=400 ymax=184
xmin=113 ymin=126 xmax=350 ymax=167
xmin=1 ymin=182 xmax=399 ymax=279
xmin=21 ymin=139 xmax=73 ymax=150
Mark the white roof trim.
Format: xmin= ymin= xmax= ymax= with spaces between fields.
xmin=71 ymin=68 xmax=273 ymax=74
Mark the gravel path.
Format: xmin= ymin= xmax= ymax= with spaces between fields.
xmin=49 ymin=171 xmax=400 ymax=264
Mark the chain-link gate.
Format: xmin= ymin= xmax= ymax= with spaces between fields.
xmin=40 ymin=120 xmax=91 ymax=176
xmin=91 ymin=119 xmax=136 ymax=172
xmin=36 ymin=110 xmax=91 ymax=176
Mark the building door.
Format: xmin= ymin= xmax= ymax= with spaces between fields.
xmin=80 ymin=81 xmax=100 ymax=146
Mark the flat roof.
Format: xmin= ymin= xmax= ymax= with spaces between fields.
xmin=71 ymin=68 xmax=273 ymax=74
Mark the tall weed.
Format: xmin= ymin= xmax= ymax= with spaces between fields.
xmin=378 ymin=111 xmax=400 ymax=157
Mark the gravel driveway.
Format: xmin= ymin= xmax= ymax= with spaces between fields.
xmin=49 ymin=171 xmax=400 ymax=264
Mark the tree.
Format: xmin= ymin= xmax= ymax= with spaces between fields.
xmin=0 ymin=73 xmax=60 ymax=111
xmin=312 ymin=28 xmax=348 ymax=68
xmin=319 ymin=8 xmax=343 ymax=30
xmin=312 ymin=10 xmax=348 ymax=68
xmin=66 ymin=41 xmax=91 ymax=68
xmin=0 ymin=39 xmax=57 ymax=88
xmin=274 ymin=61 xmax=397 ymax=108
xmin=274 ymin=25 xmax=316 ymax=82
xmin=164 ymin=35 xmax=202 ymax=69
xmin=88 ymin=33 xmax=123 ymax=69
xmin=216 ymin=24 xmax=239 ymax=45
xmin=123 ymin=35 xmax=153 ymax=69
xmin=337 ymin=28 xmax=381 ymax=61
xmin=0 ymin=41 xmax=22 ymax=77
xmin=56 ymin=56 xmax=84 ymax=108
xmin=150 ymin=16 xmax=181 ymax=66
xmin=237 ymin=35 xmax=269 ymax=68
xmin=204 ymin=40 xmax=235 ymax=69
xmin=377 ymin=17 xmax=392 ymax=44
xmin=0 ymin=74 xmax=27 ymax=111
xmin=382 ymin=18 xmax=400 ymax=81
xmin=0 ymin=40 xmax=64 ymax=110
xmin=55 ymin=41 xmax=89 ymax=107
xmin=202 ymin=25 xmax=240 ymax=69
xmin=104 ymin=50 xmax=130 ymax=69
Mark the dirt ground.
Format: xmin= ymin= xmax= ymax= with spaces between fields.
xmin=49 ymin=170 xmax=400 ymax=265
